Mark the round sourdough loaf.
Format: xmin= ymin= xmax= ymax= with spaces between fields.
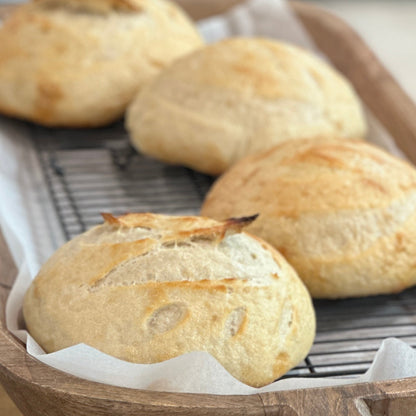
xmin=201 ymin=139 xmax=416 ymax=299
xmin=23 ymin=213 xmax=315 ymax=387
xmin=126 ymin=37 xmax=366 ymax=175
xmin=0 ymin=0 xmax=202 ymax=127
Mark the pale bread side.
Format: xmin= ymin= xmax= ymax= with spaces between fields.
xmin=23 ymin=213 xmax=316 ymax=387
xmin=127 ymin=37 xmax=367 ymax=175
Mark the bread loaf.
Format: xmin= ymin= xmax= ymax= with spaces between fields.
xmin=126 ymin=37 xmax=366 ymax=175
xmin=201 ymin=139 xmax=416 ymax=298
xmin=0 ymin=0 xmax=203 ymax=127
xmin=23 ymin=213 xmax=315 ymax=387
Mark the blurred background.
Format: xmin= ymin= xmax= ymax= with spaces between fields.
xmin=308 ymin=0 xmax=416 ymax=102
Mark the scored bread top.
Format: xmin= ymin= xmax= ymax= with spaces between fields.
xmin=23 ymin=213 xmax=315 ymax=387
xmin=87 ymin=214 xmax=279 ymax=287
xmin=0 ymin=0 xmax=203 ymax=127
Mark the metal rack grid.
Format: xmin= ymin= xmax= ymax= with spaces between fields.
xmin=30 ymin=123 xmax=416 ymax=380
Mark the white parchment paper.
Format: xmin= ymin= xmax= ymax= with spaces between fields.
xmin=1 ymin=0 xmax=415 ymax=394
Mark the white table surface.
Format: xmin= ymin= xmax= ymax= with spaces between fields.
xmin=311 ymin=0 xmax=416 ymax=103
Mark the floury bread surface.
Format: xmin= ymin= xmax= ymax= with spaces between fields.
xmin=0 ymin=0 xmax=202 ymax=127
xmin=201 ymin=139 xmax=416 ymax=299
xmin=23 ymin=213 xmax=315 ymax=387
xmin=126 ymin=37 xmax=367 ymax=175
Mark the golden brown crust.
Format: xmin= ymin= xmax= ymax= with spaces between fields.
xmin=23 ymin=213 xmax=315 ymax=387
xmin=34 ymin=0 xmax=142 ymax=13
xmin=126 ymin=37 xmax=367 ymax=175
xmin=0 ymin=0 xmax=203 ymax=127
xmin=101 ymin=212 xmax=260 ymax=244
xmin=201 ymin=139 xmax=416 ymax=298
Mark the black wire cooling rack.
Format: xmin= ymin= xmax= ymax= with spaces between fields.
xmin=30 ymin=122 xmax=416 ymax=379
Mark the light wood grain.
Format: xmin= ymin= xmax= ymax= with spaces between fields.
xmin=0 ymin=4 xmax=13 ymax=19
xmin=0 ymin=384 xmax=21 ymax=416
xmin=0 ymin=230 xmax=21 ymax=415
xmin=1 ymin=1 xmax=416 ymax=415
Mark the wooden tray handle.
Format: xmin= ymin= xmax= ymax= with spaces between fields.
xmin=260 ymin=378 xmax=416 ymax=415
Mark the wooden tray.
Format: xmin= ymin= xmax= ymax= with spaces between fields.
xmin=1 ymin=1 xmax=416 ymax=415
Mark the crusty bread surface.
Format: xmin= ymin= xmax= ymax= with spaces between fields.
xmin=0 ymin=0 xmax=203 ymax=127
xmin=201 ymin=139 xmax=416 ymax=298
xmin=126 ymin=37 xmax=367 ymax=175
xmin=23 ymin=213 xmax=315 ymax=387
